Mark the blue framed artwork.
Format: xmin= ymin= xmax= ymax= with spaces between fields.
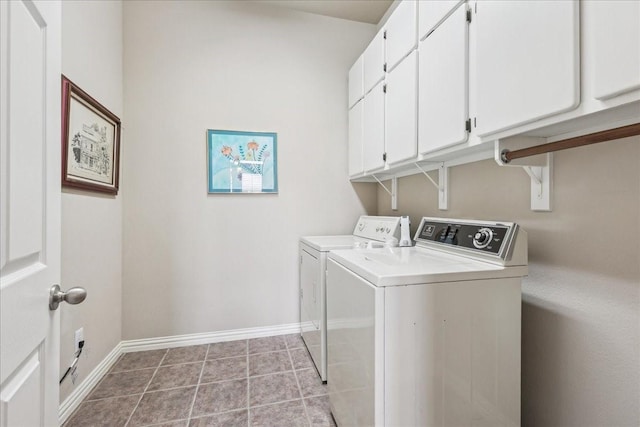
xmin=207 ymin=129 xmax=278 ymax=193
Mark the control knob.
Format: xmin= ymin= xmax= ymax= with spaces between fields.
xmin=473 ymin=228 xmax=493 ymax=249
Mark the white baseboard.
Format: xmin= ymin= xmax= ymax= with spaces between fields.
xmin=120 ymin=322 xmax=301 ymax=353
xmin=58 ymin=341 xmax=123 ymax=425
xmin=58 ymin=322 xmax=301 ymax=424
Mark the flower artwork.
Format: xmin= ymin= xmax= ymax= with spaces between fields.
xmin=207 ymin=129 xmax=278 ymax=193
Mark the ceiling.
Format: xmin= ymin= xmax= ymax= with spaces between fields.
xmin=260 ymin=0 xmax=394 ymax=25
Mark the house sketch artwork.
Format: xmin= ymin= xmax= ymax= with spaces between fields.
xmin=207 ymin=130 xmax=278 ymax=193
xmin=65 ymin=93 xmax=117 ymax=186
xmin=69 ymin=123 xmax=112 ymax=180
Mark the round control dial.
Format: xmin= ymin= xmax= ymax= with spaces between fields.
xmin=473 ymin=228 xmax=493 ymax=249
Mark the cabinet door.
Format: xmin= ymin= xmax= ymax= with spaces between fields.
xmin=418 ymin=4 xmax=468 ymax=155
xmin=475 ymin=1 xmax=579 ymax=136
xmin=385 ymin=0 xmax=418 ymax=71
xmin=364 ymin=28 xmax=386 ymax=94
xmin=386 ymin=51 xmax=418 ymax=165
xmin=592 ymin=0 xmax=640 ymax=100
xmin=363 ymin=81 xmax=386 ymax=172
xmin=348 ymin=54 xmax=364 ymax=109
xmin=418 ymin=0 xmax=463 ymax=40
xmin=348 ymin=101 xmax=364 ymax=177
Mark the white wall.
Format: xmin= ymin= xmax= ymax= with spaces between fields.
xmin=122 ymin=1 xmax=377 ymax=339
xmin=378 ymin=136 xmax=640 ymax=426
xmin=60 ymin=0 xmax=123 ymax=403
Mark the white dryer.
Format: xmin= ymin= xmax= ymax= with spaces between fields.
xmin=326 ymin=217 xmax=528 ymax=427
xmin=299 ymin=216 xmax=402 ymax=383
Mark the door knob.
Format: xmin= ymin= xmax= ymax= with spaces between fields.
xmin=49 ymin=284 xmax=87 ymax=310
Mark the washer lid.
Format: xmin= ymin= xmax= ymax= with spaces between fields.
xmin=328 ymin=247 xmax=528 ymax=287
xmin=300 ymin=235 xmax=356 ymax=252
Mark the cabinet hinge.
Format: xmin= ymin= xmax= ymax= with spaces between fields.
xmin=383 ymin=63 xmax=387 ymax=72
xmin=383 ymin=152 xmax=387 ymax=162
xmin=466 ymin=9 xmax=472 ymax=23
xmin=474 ymin=117 xmax=477 ymax=128
xmin=383 ymin=30 xmax=387 ymax=39
xmin=300 ymin=288 xmax=303 ymax=299
xmin=383 ymin=83 xmax=387 ymax=93
xmin=465 ymin=119 xmax=472 ymax=132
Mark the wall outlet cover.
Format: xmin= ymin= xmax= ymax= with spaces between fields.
xmin=75 ymin=328 xmax=84 ymax=353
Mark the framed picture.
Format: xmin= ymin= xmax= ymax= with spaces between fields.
xmin=61 ymin=75 xmax=121 ymax=195
xmin=207 ymin=129 xmax=278 ymax=194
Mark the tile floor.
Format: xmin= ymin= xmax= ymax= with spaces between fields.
xmin=63 ymin=334 xmax=335 ymax=427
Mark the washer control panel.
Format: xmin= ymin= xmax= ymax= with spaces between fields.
xmin=353 ymin=216 xmax=402 ymax=242
xmin=415 ymin=218 xmax=512 ymax=256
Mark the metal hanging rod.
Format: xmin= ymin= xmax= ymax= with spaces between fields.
xmin=501 ymin=122 xmax=640 ymax=163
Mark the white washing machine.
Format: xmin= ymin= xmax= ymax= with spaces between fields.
xmin=326 ymin=217 xmax=528 ymax=427
xmin=299 ymin=216 xmax=403 ymax=383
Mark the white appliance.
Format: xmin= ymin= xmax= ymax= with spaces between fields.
xmin=326 ymin=217 xmax=528 ymax=427
xmin=299 ymin=216 xmax=402 ymax=383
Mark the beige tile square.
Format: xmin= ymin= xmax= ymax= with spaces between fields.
xmin=201 ymin=356 xmax=247 ymax=383
xmin=147 ymin=362 xmax=203 ymax=391
xmin=191 ymin=379 xmax=248 ymax=417
xmin=128 ymin=387 xmax=196 ymax=426
xmin=249 ymin=351 xmax=292 ymax=376
xmin=249 ymin=371 xmax=300 ymax=406
xmin=88 ymin=368 xmax=155 ymax=400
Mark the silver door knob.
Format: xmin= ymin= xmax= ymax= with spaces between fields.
xmin=49 ymin=284 xmax=87 ymax=310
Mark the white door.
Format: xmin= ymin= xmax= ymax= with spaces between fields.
xmin=348 ymin=54 xmax=364 ymax=109
xmin=418 ymin=0 xmax=463 ymax=40
xmin=475 ymin=0 xmax=579 ymax=136
xmin=348 ymin=100 xmax=364 ymax=177
xmin=362 ymin=80 xmax=385 ymax=173
xmin=385 ymin=0 xmax=417 ymax=72
xmin=0 ymin=1 xmax=62 ymax=426
xmin=385 ymin=50 xmax=417 ymax=166
xmin=418 ymin=3 xmax=469 ymax=155
xmin=591 ymin=0 xmax=640 ymax=100
xmin=363 ymin=28 xmax=385 ymax=95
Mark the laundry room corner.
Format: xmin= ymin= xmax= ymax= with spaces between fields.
xmin=59 ymin=0 xmax=124 ymax=406
xmin=120 ymin=1 xmax=378 ymax=341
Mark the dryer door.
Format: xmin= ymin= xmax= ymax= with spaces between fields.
xmin=327 ymin=258 xmax=384 ymax=427
xmin=300 ymin=248 xmax=321 ymax=332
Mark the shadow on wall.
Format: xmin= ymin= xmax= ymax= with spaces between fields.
xmin=351 ymin=182 xmax=378 ymax=215
xmin=522 ymin=296 xmax=564 ymax=427
xmin=521 ymin=267 xmax=639 ymax=427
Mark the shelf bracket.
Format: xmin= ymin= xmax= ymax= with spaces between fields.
xmin=372 ymin=175 xmax=398 ymax=211
xmin=415 ymin=163 xmax=448 ymax=210
xmin=495 ymin=137 xmax=553 ymax=211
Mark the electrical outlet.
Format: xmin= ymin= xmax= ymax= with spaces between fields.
xmin=75 ymin=328 xmax=84 ymax=353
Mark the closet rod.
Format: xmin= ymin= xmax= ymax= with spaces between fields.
xmin=501 ymin=122 xmax=640 ymax=163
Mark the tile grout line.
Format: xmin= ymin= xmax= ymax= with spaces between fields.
xmin=186 ymin=342 xmax=213 ymax=422
xmin=246 ymin=340 xmax=250 ymax=427
xmin=124 ymin=349 xmax=170 ymax=427
xmin=287 ymin=336 xmax=313 ymax=427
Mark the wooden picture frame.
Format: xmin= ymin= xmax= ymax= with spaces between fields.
xmin=61 ymin=75 xmax=121 ymax=195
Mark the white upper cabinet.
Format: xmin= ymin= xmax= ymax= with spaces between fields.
xmin=348 ymin=100 xmax=364 ymax=177
xmin=418 ymin=0 xmax=463 ymax=40
xmin=348 ymin=54 xmax=364 ymax=109
xmin=363 ymin=28 xmax=386 ymax=94
xmin=475 ymin=0 xmax=580 ymax=137
xmin=385 ymin=0 xmax=418 ymax=72
xmin=592 ymin=0 xmax=640 ymax=100
xmin=386 ymin=50 xmax=418 ymax=166
xmin=363 ymin=80 xmax=386 ymax=173
xmin=418 ymin=4 xmax=469 ymax=155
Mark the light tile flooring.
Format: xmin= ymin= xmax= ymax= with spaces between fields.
xmin=63 ymin=334 xmax=335 ymax=427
